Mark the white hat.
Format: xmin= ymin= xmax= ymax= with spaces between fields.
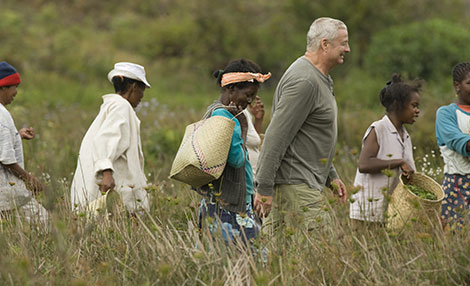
xmin=107 ymin=62 xmax=151 ymax=88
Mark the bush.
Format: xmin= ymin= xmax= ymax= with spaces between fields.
xmin=365 ymin=18 xmax=470 ymax=81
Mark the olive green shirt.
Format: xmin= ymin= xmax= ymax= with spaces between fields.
xmin=256 ymin=56 xmax=339 ymax=196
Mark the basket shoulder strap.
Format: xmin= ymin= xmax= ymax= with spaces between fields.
xmin=202 ymin=102 xmax=226 ymax=120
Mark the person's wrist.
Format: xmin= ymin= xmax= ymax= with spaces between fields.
xmin=22 ymin=172 xmax=32 ymax=182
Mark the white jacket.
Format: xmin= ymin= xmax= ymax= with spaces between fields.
xmin=71 ymin=94 xmax=149 ymax=212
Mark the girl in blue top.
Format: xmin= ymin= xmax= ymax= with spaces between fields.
xmin=436 ymin=62 xmax=470 ymax=229
xmin=198 ymin=58 xmax=271 ymax=243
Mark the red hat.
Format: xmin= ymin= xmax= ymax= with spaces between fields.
xmin=0 ymin=61 xmax=21 ymax=87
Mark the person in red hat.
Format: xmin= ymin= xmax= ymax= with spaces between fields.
xmin=0 ymin=61 xmax=48 ymax=227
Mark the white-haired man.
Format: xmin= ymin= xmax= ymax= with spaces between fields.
xmin=254 ymin=17 xmax=350 ymax=231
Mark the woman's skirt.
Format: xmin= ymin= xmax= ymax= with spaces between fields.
xmin=198 ymin=198 xmax=260 ymax=244
xmin=441 ymin=173 xmax=470 ymax=228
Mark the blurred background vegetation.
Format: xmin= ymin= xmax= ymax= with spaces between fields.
xmin=1 ymin=0 xmax=470 ymax=184
xmin=2 ymin=1 xmax=470 ymax=284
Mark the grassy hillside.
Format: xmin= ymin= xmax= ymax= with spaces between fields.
xmin=1 ymin=0 xmax=470 ymax=284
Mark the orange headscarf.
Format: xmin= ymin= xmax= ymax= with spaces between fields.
xmin=221 ymin=72 xmax=271 ymax=87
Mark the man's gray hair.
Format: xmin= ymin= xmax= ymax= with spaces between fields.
xmin=306 ymin=17 xmax=347 ymax=52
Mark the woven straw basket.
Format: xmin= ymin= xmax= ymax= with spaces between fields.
xmin=170 ymin=116 xmax=235 ymax=188
xmin=386 ymin=172 xmax=444 ymax=232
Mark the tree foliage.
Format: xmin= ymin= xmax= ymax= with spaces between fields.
xmin=1 ymin=0 xmax=468 ymax=85
xmin=364 ymin=19 xmax=470 ymax=80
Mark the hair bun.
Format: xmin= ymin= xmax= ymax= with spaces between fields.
xmin=213 ymin=69 xmax=224 ymax=79
xmin=391 ymin=73 xmax=403 ymax=84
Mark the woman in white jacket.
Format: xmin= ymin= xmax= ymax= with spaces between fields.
xmin=71 ymin=62 xmax=151 ymax=214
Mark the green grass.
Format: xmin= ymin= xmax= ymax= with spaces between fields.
xmin=1 ymin=75 xmax=469 ymax=285
xmin=1 ymin=0 xmax=469 ymax=283
xmin=2 ymin=181 xmax=469 ymax=285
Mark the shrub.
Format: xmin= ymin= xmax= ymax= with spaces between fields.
xmin=364 ymin=18 xmax=470 ymax=81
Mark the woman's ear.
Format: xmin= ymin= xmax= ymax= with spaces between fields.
xmin=454 ymin=81 xmax=461 ymax=93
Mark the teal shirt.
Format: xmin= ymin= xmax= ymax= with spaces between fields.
xmin=211 ymin=108 xmax=253 ymax=203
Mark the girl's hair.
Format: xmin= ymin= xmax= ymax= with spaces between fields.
xmin=112 ymin=76 xmax=146 ymax=93
xmin=379 ymin=74 xmax=422 ymax=112
xmin=213 ymin=58 xmax=262 ymax=89
xmin=452 ymin=62 xmax=470 ymax=83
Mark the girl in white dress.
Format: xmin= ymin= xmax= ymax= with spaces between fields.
xmin=350 ymin=74 xmax=422 ymax=226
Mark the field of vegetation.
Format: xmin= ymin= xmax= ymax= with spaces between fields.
xmin=1 ymin=0 xmax=470 ymax=284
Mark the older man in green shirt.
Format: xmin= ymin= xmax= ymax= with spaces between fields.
xmin=254 ymin=17 xmax=350 ymax=231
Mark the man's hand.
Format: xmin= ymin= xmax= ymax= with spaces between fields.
xmin=331 ymin=178 xmax=347 ymax=203
xmin=99 ymin=170 xmax=115 ymax=193
xmin=19 ymin=127 xmax=35 ymax=140
xmin=253 ymin=192 xmax=273 ymax=218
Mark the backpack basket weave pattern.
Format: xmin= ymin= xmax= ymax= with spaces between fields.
xmin=386 ymin=172 xmax=444 ymax=232
xmin=170 ymin=116 xmax=235 ymax=188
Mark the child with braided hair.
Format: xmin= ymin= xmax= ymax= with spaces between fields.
xmin=436 ymin=62 xmax=470 ymax=228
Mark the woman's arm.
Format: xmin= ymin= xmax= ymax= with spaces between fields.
xmin=2 ymin=163 xmax=43 ymax=194
xmin=248 ymin=96 xmax=264 ymax=134
xmin=436 ymin=106 xmax=470 ymax=156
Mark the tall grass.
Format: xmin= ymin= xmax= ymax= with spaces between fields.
xmin=1 ymin=71 xmax=467 ymax=285
xmin=2 ymin=178 xmax=470 ymax=285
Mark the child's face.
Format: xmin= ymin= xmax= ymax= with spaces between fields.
xmin=455 ymin=72 xmax=470 ymax=105
xmin=398 ymin=92 xmax=420 ymax=124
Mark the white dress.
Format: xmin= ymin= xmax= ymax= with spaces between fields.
xmin=71 ymin=94 xmax=149 ymax=213
xmin=243 ymin=109 xmax=261 ymax=177
xmin=350 ymin=115 xmax=416 ymax=222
